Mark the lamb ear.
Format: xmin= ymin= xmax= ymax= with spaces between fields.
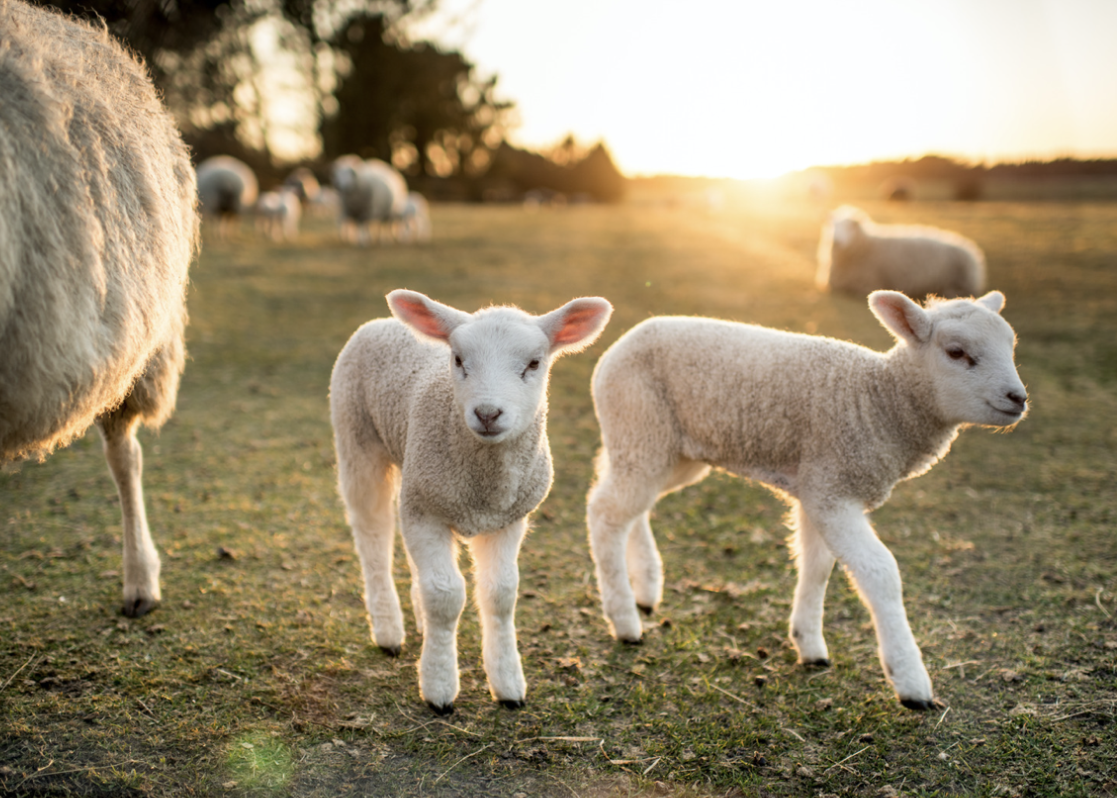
xmin=538 ymin=297 xmax=613 ymax=356
xmin=869 ymin=290 xmax=932 ymax=345
xmin=386 ymin=289 xmax=472 ymax=344
xmin=976 ymin=290 xmax=1005 ymax=314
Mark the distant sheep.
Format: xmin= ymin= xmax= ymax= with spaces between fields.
xmin=284 ymin=166 xmax=320 ymax=205
xmin=818 ymin=206 xmax=986 ymax=298
xmin=587 ymin=291 xmax=1027 ymax=710
xmin=196 ymin=155 xmax=258 ymax=238
xmin=330 ymin=290 xmax=612 ymax=713
xmin=0 ymin=0 xmax=198 ymax=616
xmin=255 ymin=188 xmax=301 ymax=241
xmin=330 ymin=156 xmax=408 ymax=246
xmin=399 ymin=192 xmax=432 ymax=243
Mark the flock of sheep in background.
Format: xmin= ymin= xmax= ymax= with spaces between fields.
xmin=196 ymin=152 xmax=433 ymax=245
xmin=2 ymin=0 xmax=1022 ymax=722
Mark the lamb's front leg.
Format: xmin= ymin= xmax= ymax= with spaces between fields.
xmin=97 ymin=415 xmax=160 ymax=618
xmin=467 ymin=519 xmax=528 ymax=708
xmin=402 ymin=514 xmax=466 ymax=714
xmin=787 ymin=501 xmax=836 ymax=666
xmin=805 ymin=499 xmax=934 ymax=710
xmin=627 ymin=512 xmax=663 ymax=616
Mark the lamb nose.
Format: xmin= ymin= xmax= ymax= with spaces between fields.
xmin=1007 ymin=391 xmax=1027 ymax=409
xmin=475 ymin=407 xmax=502 ymax=426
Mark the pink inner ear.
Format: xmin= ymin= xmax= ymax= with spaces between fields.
xmin=552 ymin=305 xmax=604 ymax=347
xmin=394 ymin=296 xmax=450 ymax=340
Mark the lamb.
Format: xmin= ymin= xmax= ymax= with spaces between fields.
xmin=817 ymin=206 xmax=986 ymax=299
xmin=196 ymin=155 xmax=259 ymax=239
xmin=255 ymin=187 xmax=301 ymax=241
xmin=0 ymin=0 xmax=198 ymax=616
xmin=330 ymin=290 xmax=612 ymax=713
xmin=330 ymin=156 xmax=408 ymax=246
xmin=586 ymin=291 xmax=1027 ymax=709
xmin=399 ymin=192 xmax=432 ymax=243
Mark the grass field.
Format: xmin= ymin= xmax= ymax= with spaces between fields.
xmin=2 ymin=194 xmax=1115 ymax=797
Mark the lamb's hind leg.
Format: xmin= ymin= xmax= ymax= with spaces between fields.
xmin=803 ymin=498 xmax=934 ymax=710
xmin=97 ymin=411 xmax=160 ymax=618
xmin=468 ymin=519 xmax=528 ymax=708
xmin=787 ymin=501 xmax=836 ymax=666
xmin=337 ymin=441 xmax=405 ymax=656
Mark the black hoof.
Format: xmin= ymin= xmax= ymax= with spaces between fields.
xmin=900 ymin=697 xmax=936 ymax=711
xmin=637 ymin=604 xmax=655 ymax=617
xmin=498 ymin=699 xmax=526 ymax=710
xmin=122 ymin=598 xmax=159 ymax=618
xmin=620 ymin=637 xmax=643 ymax=647
xmin=804 ymin=658 xmax=831 ymax=668
xmin=379 ymin=645 xmax=402 ymax=658
xmin=427 ymin=702 xmax=455 ymax=716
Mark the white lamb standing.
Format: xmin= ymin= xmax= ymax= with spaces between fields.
xmin=0 ymin=0 xmax=198 ymax=616
xmin=818 ymin=206 xmax=986 ymax=299
xmin=196 ymin=155 xmax=259 ymax=240
xmin=587 ymin=291 xmax=1027 ymax=709
xmin=255 ymin=188 xmax=302 ymax=242
xmin=399 ymin=192 xmax=432 ymax=243
xmin=330 ymin=156 xmax=408 ymax=246
xmin=330 ymin=290 xmax=612 ymax=713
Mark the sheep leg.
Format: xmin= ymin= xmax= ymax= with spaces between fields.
xmin=406 ymin=545 xmax=424 ymax=637
xmin=787 ymin=501 xmax=836 ymax=666
xmin=339 ymin=450 xmax=405 ymax=656
xmin=96 ymin=415 xmax=160 ymax=618
xmin=626 ymin=511 xmax=663 ymax=615
xmin=402 ymin=515 xmax=466 ymax=714
xmin=467 ymin=519 xmax=527 ymax=708
xmin=804 ymin=499 xmax=934 ymax=709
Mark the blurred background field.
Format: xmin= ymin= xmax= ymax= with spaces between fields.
xmin=2 ymin=195 xmax=1115 ymax=796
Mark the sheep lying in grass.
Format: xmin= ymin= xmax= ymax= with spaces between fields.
xmin=331 ymin=290 xmax=612 ymax=713
xmin=196 ymin=155 xmax=258 ymax=239
xmin=255 ymin=188 xmax=301 ymax=241
xmin=586 ymin=291 xmax=1026 ymax=709
xmin=330 ymin=156 xmax=408 ymax=246
xmin=817 ymin=206 xmax=985 ymax=298
xmin=0 ymin=0 xmax=198 ymax=616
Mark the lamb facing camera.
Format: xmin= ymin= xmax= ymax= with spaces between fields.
xmin=586 ymin=291 xmax=1026 ymax=710
xmin=330 ymin=290 xmax=612 ymax=713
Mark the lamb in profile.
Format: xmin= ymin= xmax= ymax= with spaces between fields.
xmin=330 ymin=290 xmax=612 ymax=714
xmin=587 ymin=291 xmax=1026 ymax=709
xmin=196 ymin=155 xmax=259 ymax=239
xmin=818 ymin=206 xmax=985 ymax=298
xmin=330 ymin=156 xmax=408 ymax=246
xmin=255 ymin=187 xmax=301 ymax=241
xmin=0 ymin=0 xmax=198 ymax=616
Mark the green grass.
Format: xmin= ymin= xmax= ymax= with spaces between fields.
xmin=2 ymin=194 xmax=1115 ymax=796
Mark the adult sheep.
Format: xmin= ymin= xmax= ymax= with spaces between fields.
xmin=0 ymin=0 xmax=198 ymax=616
xmin=587 ymin=291 xmax=1027 ymax=710
xmin=331 ymin=156 xmax=408 ymax=246
xmin=330 ymin=290 xmax=612 ymax=713
xmin=817 ymin=206 xmax=986 ymax=298
xmin=196 ymin=155 xmax=258 ymax=239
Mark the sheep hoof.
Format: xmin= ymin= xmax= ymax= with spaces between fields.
xmin=121 ymin=597 xmax=159 ymax=618
xmin=620 ymin=637 xmax=643 ymax=647
xmin=804 ymin=658 xmax=831 ymax=668
xmin=637 ymin=604 xmax=655 ymax=617
xmin=900 ymin=697 xmax=936 ymax=711
xmin=379 ymin=645 xmax=402 ymax=658
xmin=427 ymin=701 xmax=455 ymax=717
xmin=498 ymin=699 xmax=526 ymax=710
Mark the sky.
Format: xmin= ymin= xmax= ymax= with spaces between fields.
xmin=407 ymin=0 xmax=1117 ymax=179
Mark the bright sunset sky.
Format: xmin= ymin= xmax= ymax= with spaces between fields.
xmin=408 ymin=0 xmax=1117 ymax=179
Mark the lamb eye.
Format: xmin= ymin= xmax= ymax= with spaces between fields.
xmin=454 ymin=354 xmax=464 ymax=370
xmin=946 ymin=346 xmax=975 ymax=366
xmin=522 ymin=359 xmax=540 ymax=378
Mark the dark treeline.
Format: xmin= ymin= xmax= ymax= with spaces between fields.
xmin=38 ymin=0 xmax=625 ymax=202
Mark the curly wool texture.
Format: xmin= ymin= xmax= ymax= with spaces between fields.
xmin=817 ymin=206 xmax=985 ymax=298
xmin=0 ymin=0 xmax=198 ymax=462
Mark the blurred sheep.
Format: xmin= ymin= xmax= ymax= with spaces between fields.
xmin=331 ymin=156 xmax=408 ymax=246
xmin=399 ymin=192 xmax=432 ymax=243
xmin=196 ymin=155 xmax=258 ymax=239
xmin=255 ymin=187 xmax=301 ymax=242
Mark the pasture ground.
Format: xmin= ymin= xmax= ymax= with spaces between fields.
xmin=2 ymin=193 xmax=1115 ymax=796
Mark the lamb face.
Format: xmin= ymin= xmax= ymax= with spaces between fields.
xmin=447 ymin=315 xmax=552 ymax=443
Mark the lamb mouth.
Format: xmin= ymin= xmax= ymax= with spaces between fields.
xmin=987 ymin=401 xmax=1024 ymax=420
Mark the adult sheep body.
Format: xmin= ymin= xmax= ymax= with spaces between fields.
xmin=330 ymin=290 xmax=612 ymax=713
xmin=0 ymin=0 xmax=198 ymax=615
xmin=196 ymin=155 xmax=258 ymax=237
xmin=331 ymin=156 xmax=408 ymax=245
xmin=587 ymin=292 xmax=1027 ymax=709
xmin=818 ymin=206 xmax=985 ymax=298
